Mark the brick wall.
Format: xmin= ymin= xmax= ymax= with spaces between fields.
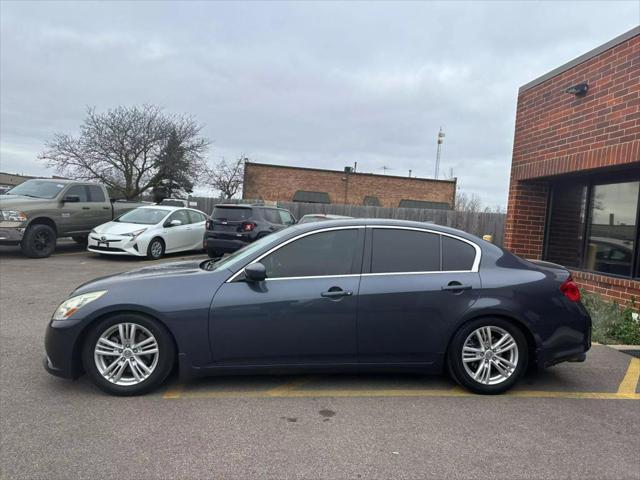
xmin=505 ymin=29 xmax=640 ymax=308
xmin=243 ymin=162 xmax=456 ymax=208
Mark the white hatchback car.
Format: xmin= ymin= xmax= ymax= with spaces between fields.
xmin=87 ymin=206 xmax=207 ymax=259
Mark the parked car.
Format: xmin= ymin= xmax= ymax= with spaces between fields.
xmin=44 ymin=218 xmax=591 ymax=396
xmin=203 ymin=203 xmax=296 ymax=258
xmin=157 ymin=198 xmax=198 ymax=208
xmin=87 ymin=206 xmax=207 ymax=260
xmin=0 ymin=179 xmax=146 ymax=258
xmin=298 ymin=214 xmax=352 ymax=224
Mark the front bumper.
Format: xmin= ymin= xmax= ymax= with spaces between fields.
xmin=43 ymin=319 xmax=85 ymax=379
xmin=0 ymin=226 xmax=24 ymax=245
xmin=87 ymin=234 xmax=144 ymax=256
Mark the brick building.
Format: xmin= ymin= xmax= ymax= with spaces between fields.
xmin=505 ymin=27 xmax=640 ymax=307
xmin=243 ymin=161 xmax=457 ymax=209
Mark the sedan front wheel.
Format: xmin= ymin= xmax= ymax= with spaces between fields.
xmin=82 ymin=314 xmax=175 ymax=396
xmin=448 ymin=318 xmax=528 ymax=394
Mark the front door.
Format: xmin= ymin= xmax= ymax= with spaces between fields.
xmin=209 ymin=227 xmax=364 ymax=365
xmin=163 ymin=209 xmax=193 ymax=251
xmin=357 ymin=227 xmax=481 ymax=364
xmin=59 ymin=185 xmax=91 ymax=235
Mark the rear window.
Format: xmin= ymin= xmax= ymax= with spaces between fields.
xmin=371 ymin=229 xmax=440 ymax=273
xmin=442 ymin=236 xmax=476 ymax=271
xmin=212 ymin=207 xmax=252 ymax=221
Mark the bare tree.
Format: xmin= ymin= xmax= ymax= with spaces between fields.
xmin=39 ymin=105 xmax=210 ymax=199
xmin=208 ymin=156 xmax=246 ymax=199
xmin=455 ymin=191 xmax=482 ymax=212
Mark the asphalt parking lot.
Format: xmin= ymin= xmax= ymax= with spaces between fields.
xmin=1 ymin=241 xmax=639 ymax=480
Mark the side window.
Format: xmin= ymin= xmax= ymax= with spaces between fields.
xmin=166 ymin=210 xmax=190 ymax=226
xmin=278 ymin=210 xmax=295 ymax=225
xmin=187 ymin=210 xmax=205 ymax=224
xmin=65 ymin=185 xmax=89 ymax=202
xmin=263 ymin=209 xmax=282 ymax=224
xmin=442 ymin=236 xmax=476 ymax=271
xmin=261 ymin=229 xmax=360 ymax=278
xmin=87 ymin=186 xmax=105 ymax=202
xmin=371 ymin=229 xmax=440 ymax=273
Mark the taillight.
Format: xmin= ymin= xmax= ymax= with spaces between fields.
xmin=206 ymin=220 xmax=213 ymax=230
xmin=241 ymin=222 xmax=256 ymax=232
xmin=560 ymin=277 xmax=580 ymax=302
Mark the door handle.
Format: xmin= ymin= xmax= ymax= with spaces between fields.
xmin=321 ymin=288 xmax=353 ymax=298
xmin=102 ymin=207 xmax=110 ymax=210
xmin=441 ymin=282 xmax=472 ymax=292
xmin=82 ymin=207 xmax=90 ymax=210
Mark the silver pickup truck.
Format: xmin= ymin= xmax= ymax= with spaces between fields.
xmin=0 ymin=179 xmax=146 ymax=258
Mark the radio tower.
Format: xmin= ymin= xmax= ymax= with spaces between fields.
xmin=434 ymin=127 xmax=445 ymax=179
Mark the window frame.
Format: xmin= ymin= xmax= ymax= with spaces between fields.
xmin=64 ymin=185 xmax=89 ymax=202
xmin=543 ymin=172 xmax=640 ymax=280
xmin=227 ymin=226 xmax=365 ymax=282
xmin=363 ymin=226 xmax=481 ymax=276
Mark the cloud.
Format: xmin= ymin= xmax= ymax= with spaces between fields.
xmin=1 ymin=0 xmax=638 ymax=207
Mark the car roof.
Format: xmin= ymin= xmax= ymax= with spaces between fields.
xmin=137 ymin=205 xmax=187 ymax=212
xmin=290 ymin=218 xmax=482 ymax=242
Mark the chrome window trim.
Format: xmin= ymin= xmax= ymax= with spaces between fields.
xmin=225 ymin=224 xmax=482 ymax=283
xmin=225 ymin=226 xmax=365 ymax=283
xmin=367 ymin=225 xmax=481 ymax=273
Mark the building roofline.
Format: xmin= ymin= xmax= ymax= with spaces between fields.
xmin=245 ymin=161 xmax=456 ymax=184
xmin=519 ymin=26 xmax=640 ymax=94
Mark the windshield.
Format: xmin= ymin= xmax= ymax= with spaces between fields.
xmin=6 ymin=180 xmax=66 ymax=199
xmin=115 ymin=208 xmax=169 ymax=225
xmin=212 ymin=206 xmax=252 ymax=221
xmin=210 ymin=227 xmax=294 ymax=272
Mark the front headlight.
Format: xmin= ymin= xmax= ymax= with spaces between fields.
xmin=52 ymin=291 xmax=107 ymax=320
xmin=123 ymin=228 xmax=147 ymax=239
xmin=0 ymin=210 xmax=27 ymax=222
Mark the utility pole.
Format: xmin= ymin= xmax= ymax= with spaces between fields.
xmin=408 ymin=169 xmax=412 ymax=177
xmin=435 ymin=127 xmax=445 ymax=179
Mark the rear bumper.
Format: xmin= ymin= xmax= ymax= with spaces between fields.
xmin=204 ymin=234 xmax=251 ymax=253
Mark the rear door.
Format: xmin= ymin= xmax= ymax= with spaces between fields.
xmin=357 ymin=227 xmax=481 ymax=365
xmin=209 ymin=227 xmax=364 ymax=365
xmin=186 ymin=209 xmax=207 ymax=248
xmin=60 ymin=185 xmax=91 ymax=234
xmin=211 ymin=206 xmax=253 ymax=239
xmin=86 ymin=185 xmax=112 ymax=227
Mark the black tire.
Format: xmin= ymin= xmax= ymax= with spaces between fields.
xmin=72 ymin=235 xmax=88 ymax=245
xmin=20 ymin=224 xmax=57 ymax=258
xmin=447 ymin=317 xmax=528 ymax=394
xmin=81 ymin=313 xmax=176 ymax=396
xmin=146 ymin=237 xmax=165 ymax=260
xmin=207 ymin=248 xmax=221 ymax=259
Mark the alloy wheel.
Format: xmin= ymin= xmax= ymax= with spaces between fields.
xmin=461 ymin=326 xmax=519 ymax=385
xmin=94 ymin=322 xmax=159 ymax=386
xmin=150 ymin=241 xmax=163 ymax=258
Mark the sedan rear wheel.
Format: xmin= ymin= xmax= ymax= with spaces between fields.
xmin=448 ymin=318 xmax=527 ymax=394
xmin=82 ymin=314 xmax=175 ymax=396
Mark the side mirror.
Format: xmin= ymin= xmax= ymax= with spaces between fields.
xmin=244 ymin=262 xmax=267 ymax=282
xmin=167 ymin=219 xmax=182 ymax=227
xmin=63 ymin=195 xmax=80 ymax=203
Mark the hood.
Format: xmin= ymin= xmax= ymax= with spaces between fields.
xmin=93 ymin=221 xmax=153 ymax=235
xmin=0 ymin=195 xmax=48 ymax=209
xmin=75 ymin=260 xmax=209 ymax=294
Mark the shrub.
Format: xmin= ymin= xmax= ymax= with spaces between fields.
xmin=581 ymin=292 xmax=639 ymax=345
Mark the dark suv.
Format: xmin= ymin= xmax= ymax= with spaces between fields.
xmin=203 ymin=204 xmax=296 ymax=258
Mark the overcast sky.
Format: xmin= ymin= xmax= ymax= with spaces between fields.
xmin=1 ymin=1 xmax=638 ymax=206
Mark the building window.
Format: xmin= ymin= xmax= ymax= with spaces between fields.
xmin=545 ymin=178 xmax=640 ymax=279
xmin=292 ymin=190 xmax=330 ymax=204
xmin=586 ymin=181 xmax=638 ymax=277
xmin=363 ymin=196 xmax=381 ymax=206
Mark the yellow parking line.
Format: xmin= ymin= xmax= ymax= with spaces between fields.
xmin=617 ymin=357 xmax=640 ymax=395
xmin=265 ymin=376 xmax=313 ymax=396
xmin=164 ymin=387 xmax=639 ymax=400
xmin=162 ymin=383 xmax=184 ymax=399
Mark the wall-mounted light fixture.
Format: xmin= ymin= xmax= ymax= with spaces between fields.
xmin=565 ymin=82 xmax=589 ymax=97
